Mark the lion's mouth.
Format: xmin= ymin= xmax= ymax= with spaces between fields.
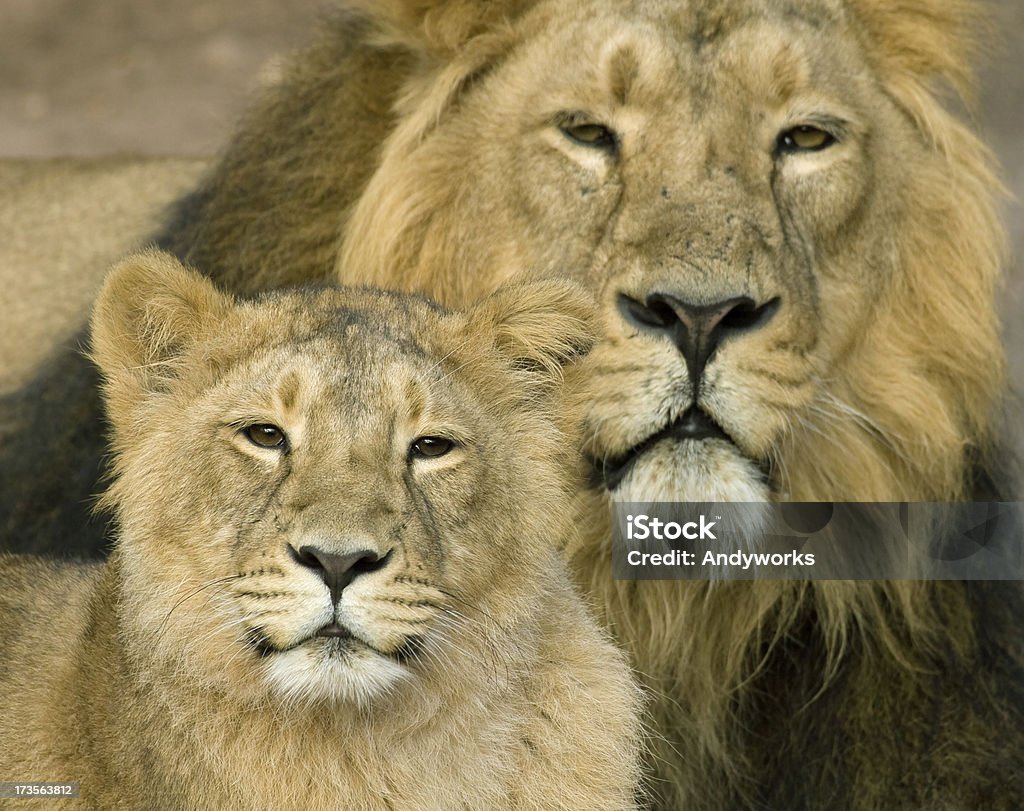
xmin=592 ymin=406 xmax=736 ymax=491
xmin=316 ymin=622 xmax=353 ymax=639
xmin=246 ymin=622 xmax=418 ymax=663
xmin=244 ymin=622 xmax=359 ymax=657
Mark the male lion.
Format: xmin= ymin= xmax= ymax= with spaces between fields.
xmin=0 ymin=250 xmax=642 ymax=810
xmin=2 ymin=0 xmax=1022 ymax=808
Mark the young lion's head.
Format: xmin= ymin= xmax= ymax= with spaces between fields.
xmin=90 ymin=250 xmax=593 ymax=706
xmin=338 ymin=0 xmax=1007 ymax=505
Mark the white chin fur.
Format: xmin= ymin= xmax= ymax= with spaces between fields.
xmin=263 ymin=643 xmax=410 ymax=708
xmin=614 ymin=440 xmax=772 ymax=552
xmin=615 ymin=439 xmax=771 ymax=503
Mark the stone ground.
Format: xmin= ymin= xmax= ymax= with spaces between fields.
xmin=2 ymin=0 xmax=1021 ymax=459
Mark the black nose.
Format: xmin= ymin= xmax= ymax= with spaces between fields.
xmin=289 ymin=545 xmax=388 ymax=604
xmin=619 ymin=292 xmax=779 ymax=388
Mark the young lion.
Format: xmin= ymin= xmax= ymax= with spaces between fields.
xmin=0 ymin=250 xmax=642 ymax=810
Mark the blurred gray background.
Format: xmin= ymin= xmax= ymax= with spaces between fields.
xmin=1 ymin=0 xmax=1021 ymax=454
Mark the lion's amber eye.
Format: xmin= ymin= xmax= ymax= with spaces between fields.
xmin=778 ymin=125 xmax=835 ymax=153
xmin=561 ymin=122 xmax=618 ymax=151
xmin=410 ymin=436 xmax=454 ymax=459
xmin=244 ymin=423 xmax=287 ymax=450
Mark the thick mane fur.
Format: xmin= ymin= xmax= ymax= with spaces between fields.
xmin=340 ymin=3 xmax=1021 ymax=807
xmin=339 ymin=0 xmax=1010 ymax=502
xmin=569 ymin=517 xmax=995 ymax=806
xmin=6 ymin=0 xmax=1018 ymax=807
xmin=150 ymin=1 xmax=1023 ymax=807
xmin=779 ymin=0 xmax=1007 ymax=504
xmin=849 ymin=0 xmax=984 ymax=100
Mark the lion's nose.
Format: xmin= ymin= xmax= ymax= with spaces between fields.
xmin=618 ymin=292 xmax=779 ymax=389
xmin=289 ymin=545 xmax=389 ymax=605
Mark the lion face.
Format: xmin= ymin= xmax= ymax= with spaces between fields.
xmin=343 ymin=0 xmax=1004 ymax=504
xmin=92 ymin=252 xmax=592 ymax=706
xmin=541 ymin=6 xmax=871 ymax=504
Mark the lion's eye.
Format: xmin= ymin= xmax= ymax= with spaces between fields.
xmin=777 ymin=125 xmax=836 ymax=153
xmin=561 ymin=122 xmax=618 ymax=151
xmin=243 ymin=423 xmax=287 ymax=450
xmin=410 ymin=436 xmax=454 ymax=459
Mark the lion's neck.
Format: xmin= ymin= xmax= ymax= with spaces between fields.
xmin=76 ymin=556 xmax=539 ymax=810
xmin=567 ymin=496 xmax=975 ymax=806
xmin=125 ymin=686 xmax=526 ymax=810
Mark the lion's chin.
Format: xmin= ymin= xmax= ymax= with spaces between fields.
xmin=262 ymin=643 xmax=411 ymax=707
xmin=613 ymin=439 xmax=771 ymax=504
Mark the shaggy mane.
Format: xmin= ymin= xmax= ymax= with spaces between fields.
xmin=329 ymin=1 xmax=1016 ymax=803
xmin=151 ymin=1 xmax=1018 ymax=805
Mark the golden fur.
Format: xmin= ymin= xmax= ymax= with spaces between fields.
xmin=327 ymin=3 xmax=1019 ymax=805
xmin=0 ymin=251 xmax=642 ymax=810
xmin=2 ymin=1 xmax=1021 ymax=808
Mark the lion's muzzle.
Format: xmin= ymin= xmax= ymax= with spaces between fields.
xmin=617 ymin=290 xmax=780 ymax=391
xmin=287 ymin=544 xmax=391 ymax=606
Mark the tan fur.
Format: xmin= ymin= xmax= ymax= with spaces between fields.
xmin=3 ymin=1 xmax=1020 ymax=808
xmin=339 ymin=0 xmax=1004 ymax=509
xmin=328 ymin=2 xmax=1017 ymax=807
xmin=0 ymin=251 xmax=642 ymax=810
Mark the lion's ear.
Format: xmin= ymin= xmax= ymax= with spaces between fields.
xmin=467 ymin=279 xmax=597 ymax=380
xmin=342 ymin=0 xmax=528 ymax=53
xmin=90 ymin=250 xmax=231 ymax=415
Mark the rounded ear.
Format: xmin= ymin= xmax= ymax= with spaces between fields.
xmin=90 ymin=249 xmax=231 ymax=419
xmin=467 ymin=278 xmax=597 ymax=380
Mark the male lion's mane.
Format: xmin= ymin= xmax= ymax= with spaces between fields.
xmin=2 ymin=1 xmax=1022 ymax=809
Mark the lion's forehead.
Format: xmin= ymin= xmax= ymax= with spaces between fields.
xmin=548 ymin=0 xmax=846 ymax=40
xmin=245 ymin=340 xmax=438 ymax=411
xmin=205 ymin=317 xmax=479 ymax=450
xmin=267 ymin=295 xmax=443 ymax=353
xmin=532 ymin=0 xmax=860 ymax=106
